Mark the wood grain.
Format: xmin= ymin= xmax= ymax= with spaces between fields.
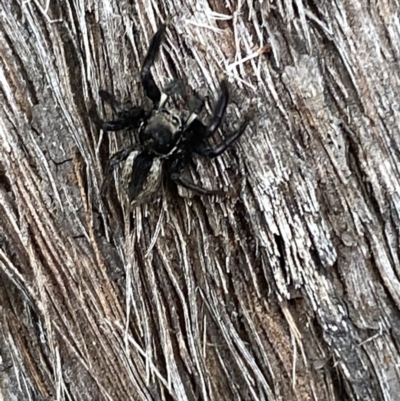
xmin=0 ymin=1 xmax=399 ymax=400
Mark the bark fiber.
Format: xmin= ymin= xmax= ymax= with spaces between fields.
xmin=0 ymin=1 xmax=399 ymax=400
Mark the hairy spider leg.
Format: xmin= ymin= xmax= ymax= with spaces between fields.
xmin=170 ymin=113 xmax=251 ymax=196
xmin=182 ymin=79 xmax=228 ymax=138
xmin=203 ymin=79 xmax=229 ymax=138
xmin=98 ymin=90 xmax=146 ymax=131
xmin=185 ymin=79 xmax=252 ymax=158
xmin=141 ymin=24 xmax=167 ymax=107
xmin=185 ymin=96 xmax=205 ymax=126
xmin=165 ymin=79 xmax=249 ymax=196
xmin=195 ymin=116 xmax=251 ymax=158
xmin=102 ymin=107 xmax=145 ymax=131
xmin=101 ymin=146 xmax=135 ymax=196
xmin=182 ymin=79 xmax=229 ymax=139
xmin=174 ymin=176 xmax=224 ymax=195
xmin=168 ymin=156 xmax=224 ymax=196
xmin=99 ymin=90 xmax=123 ymax=114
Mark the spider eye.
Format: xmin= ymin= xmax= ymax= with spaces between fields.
xmin=172 ymin=116 xmax=180 ymax=126
xmin=161 ymin=109 xmax=170 ymax=115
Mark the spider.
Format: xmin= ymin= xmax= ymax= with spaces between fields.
xmin=97 ymin=24 xmax=252 ymax=204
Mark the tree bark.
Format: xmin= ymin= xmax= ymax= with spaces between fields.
xmin=1 ymin=1 xmax=399 ymax=400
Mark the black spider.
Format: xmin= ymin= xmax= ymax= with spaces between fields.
xmin=97 ymin=24 xmax=252 ymax=204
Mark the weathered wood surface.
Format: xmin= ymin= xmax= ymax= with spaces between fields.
xmin=1 ymin=1 xmax=400 ymax=400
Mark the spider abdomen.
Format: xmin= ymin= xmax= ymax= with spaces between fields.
xmin=121 ymin=152 xmax=163 ymax=204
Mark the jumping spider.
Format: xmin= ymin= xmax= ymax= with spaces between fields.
xmin=97 ymin=24 xmax=252 ymax=204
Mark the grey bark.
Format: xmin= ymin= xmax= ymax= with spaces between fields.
xmin=0 ymin=1 xmax=399 ymax=400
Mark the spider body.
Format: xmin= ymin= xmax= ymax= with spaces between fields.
xmin=139 ymin=108 xmax=182 ymax=155
xmin=121 ymin=151 xmax=162 ymax=202
xmin=98 ymin=24 xmax=252 ymax=204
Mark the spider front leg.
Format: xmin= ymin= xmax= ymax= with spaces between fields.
xmin=185 ymin=95 xmax=205 ymax=126
xmin=183 ymin=79 xmax=229 ymax=138
xmin=141 ymin=24 xmax=167 ymax=107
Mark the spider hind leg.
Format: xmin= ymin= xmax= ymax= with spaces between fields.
xmin=169 ymin=157 xmax=224 ymax=196
xmin=174 ymin=176 xmax=224 ymax=196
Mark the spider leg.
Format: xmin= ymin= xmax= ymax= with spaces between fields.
xmin=164 ymin=79 xmax=185 ymax=97
xmin=173 ymin=176 xmax=224 ymax=195
xmin=185 ymin=96 xmax=205 ymax=126
xmin=141 ymin=24 xmax=167 ymax=107
xmin=101 ymin=146 xmax=135 ymax=196
xmin=169 ymin=157 xmax=224 ymax=196
xmin=101 ymin=107 xmax=145 ymax=131
xmin=99 ymin=90 xmax=123 ymax=114
xmin=97 ymin=90 xmax=146 ymax=131
xmin=203 ymin=79 xmax=229 ymax=138
xmin=195 ymin=116 xmax=251 ymax=158
xmin=158 ymin=79 xmax=186 ymax=109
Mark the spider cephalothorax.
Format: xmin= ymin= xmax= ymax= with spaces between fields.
xmin=139 ymin=107 xmax=182 ymax=155
xmin=98 ymin=24 xmax=252 ymax=204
